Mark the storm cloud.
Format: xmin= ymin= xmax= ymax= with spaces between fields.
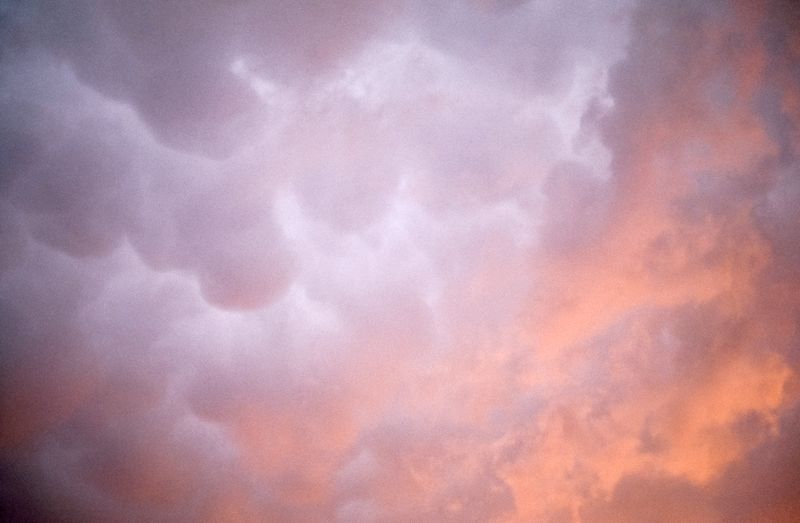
xmin=1 ymin=1 xmax=799 ymax=521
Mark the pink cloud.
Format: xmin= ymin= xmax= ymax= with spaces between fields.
xmin=1 ymin=1 xmax=799 ymax=521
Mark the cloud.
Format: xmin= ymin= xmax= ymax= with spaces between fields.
xmin=0 ymin=0 xmax=799 ymax=521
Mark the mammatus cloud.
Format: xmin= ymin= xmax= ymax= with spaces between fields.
xmin=1 ymin=0 xmax=798 ymax=521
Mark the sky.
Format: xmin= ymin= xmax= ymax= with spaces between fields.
xmin=1 ymin=1 xmax=799 ymax=522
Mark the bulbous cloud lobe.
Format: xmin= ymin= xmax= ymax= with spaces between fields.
xmin=1 ymin=0 xmax=799 ymax=521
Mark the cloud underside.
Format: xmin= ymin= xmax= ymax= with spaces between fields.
xmin=1 ymin=1 xmax=799 ymax=521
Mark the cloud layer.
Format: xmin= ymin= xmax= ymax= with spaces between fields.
xmin=1 ymin=1 xmax=799 ymax=521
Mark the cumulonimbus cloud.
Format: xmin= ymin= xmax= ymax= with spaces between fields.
xmin=1 ymin=1 xmax=798 ymax=521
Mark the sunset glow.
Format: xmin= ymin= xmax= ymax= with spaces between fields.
xmin=1 ymin=1 xmax=799 ymax=522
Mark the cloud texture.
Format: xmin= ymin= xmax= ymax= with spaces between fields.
xmin=1 ymin=0 xmax=799 ymax=521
